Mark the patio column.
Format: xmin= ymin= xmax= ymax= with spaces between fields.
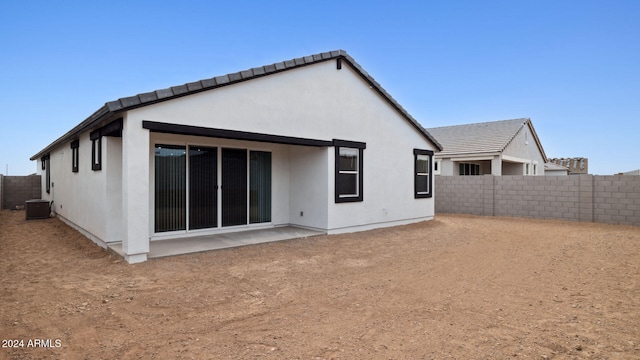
xmin=491 ymin=156 xmax=502 ymax=176
xmin=121 ymin=116 xmax=150 ymax=263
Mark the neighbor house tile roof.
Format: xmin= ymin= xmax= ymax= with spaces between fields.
xmin=31 ymin=50 xmax=441 ymax=160
xmin=426 ymin=118 xmax=546 ymax=160
xmin=544 ymin=162 xmax=569 ymax=171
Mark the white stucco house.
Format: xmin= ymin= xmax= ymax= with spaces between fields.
xmin=426 ymin=118 xmax=547 ymax=176
xmin=30 ymin=50 xmax=442 ymax=263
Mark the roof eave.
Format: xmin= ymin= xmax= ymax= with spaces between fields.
xmin=30 ymin=105 xmax=114 ymax=160
xmin=339 ymin=55 xmax=443 ymax=151
xmin=30 ymin=49 xmax=443 ymax=159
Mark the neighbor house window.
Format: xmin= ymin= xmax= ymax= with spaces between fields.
xmin=334 ymin=140 xmax=365 ymax=203
xmin=414 ymin=149 xmax=433 ymax=198
xmin=459 ymin=163 xmax=480 ymax=176
xmin=71 ymin=140 xmax=79 ymax=172
xmin=91 ymin=137 xmax=102 ymax=171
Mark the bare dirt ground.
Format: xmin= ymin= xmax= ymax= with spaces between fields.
xmin=1 ymin=210 xmax=639 ymax=359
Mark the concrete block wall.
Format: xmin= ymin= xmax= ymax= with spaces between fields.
xmin=435 ymin=175 xmax=485 ymax=215
xmin=435 ymin=175 xmax=640 ymax=226
xmin=594 ymin=176 xmax=640 ymax=226
xmin=1 ymin=175 xmax=42 ymax=210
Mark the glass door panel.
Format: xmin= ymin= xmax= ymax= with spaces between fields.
xmin=189 ymin=146 xmax=217 ymax=230
xmin=155 ymin=145 xmax=186 ymax=232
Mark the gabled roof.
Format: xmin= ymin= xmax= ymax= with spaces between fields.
xmin=426 ymin=118 xmax=546 ymax=161
xmin=31 ymin=50 xmax=441 ymax=160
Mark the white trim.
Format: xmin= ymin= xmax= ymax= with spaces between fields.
xmin=326 ymin=216 xmax=434 ymax=235
xmin=55 ymin=213 xmax=111 ymax=248
xmin=434 ymin=152 xmax=499 ymax=161
xmin=151 ymin=221 xmax=276 ymax=241
xmin=502 ymin=154 xmax=530 ymax=163
xmin=125 ymin=253 xmax=148 ymax=264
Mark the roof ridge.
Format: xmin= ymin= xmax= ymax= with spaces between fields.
xmin=427 ymin=118 xmax=529 ymax=130
xmin=106 ymin=50 xmax=347 ymax=112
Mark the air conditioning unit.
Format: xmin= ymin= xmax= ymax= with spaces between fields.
xmin=25 ymin=199 xmax=50 ymax=220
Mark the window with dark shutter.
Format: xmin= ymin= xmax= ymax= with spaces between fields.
xmin=334 ymin=140 xmax=365 ymax=203
xmin=71 ymin=140 xmax=79 ymax=173
xmin=414 ymin=149 xmax=433 ymax=198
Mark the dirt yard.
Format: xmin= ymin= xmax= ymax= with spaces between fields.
xmin=1 ymin=210 xmax=639 ymax=359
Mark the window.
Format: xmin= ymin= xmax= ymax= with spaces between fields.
xmin=42 ymin=155 xmax=50 ymax=194
xmin=334 ymin=140 xmax=365 ymax=203
xmin=414 ymin=149 xmax=433 ymax=198
xmin=71 ymin=140 xmax=79 ymax=172
xmin=459 ymin=163 xmax=480 ymax=176
xmin=91 ymin=137 xmax=102 ymax=170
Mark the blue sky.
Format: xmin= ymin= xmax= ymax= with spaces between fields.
xmin=1 ymin=0 xmax=638 ymax=175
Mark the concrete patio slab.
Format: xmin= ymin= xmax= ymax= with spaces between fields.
xmin=108 ymin=226 xmax=324 ymax=260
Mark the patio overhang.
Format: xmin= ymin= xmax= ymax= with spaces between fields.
xmin=143 ymin=120 xmax=334 ymax=147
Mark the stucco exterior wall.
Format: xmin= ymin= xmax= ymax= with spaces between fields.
xmin=128 ymin=59 xmax=436 ymax=235
xmin=35 ymin=132 xmax=115 ymax=246
xmin=288 ymin=146 xmax=330 ymax=230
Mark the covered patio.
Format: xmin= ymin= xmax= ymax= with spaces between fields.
xmin=108 ymin=226 xmax=324 ymax=259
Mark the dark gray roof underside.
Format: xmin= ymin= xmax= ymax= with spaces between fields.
xmin=31 ymin=50 xmax=441 ymax=160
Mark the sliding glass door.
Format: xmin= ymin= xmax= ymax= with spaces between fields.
xmin=154 ymin=144 xmax=272 ymax=233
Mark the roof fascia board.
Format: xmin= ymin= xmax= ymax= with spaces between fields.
xmin=501 ymin=119 xmax=547 ymax=163
xmin=339 ymin=56 xmax=442 ymax=151
xmin=526 ymin=121 xmax=548 ymax=162
xmin=437 ymin=155 xmax=497 ymax=162
xmin=435 ymin=152 xmax=500 ymax=159
xmin=30 ymin=106 xmax=114 ymax=160
xmin=142 ymin=120 xmax=333 ymax=147
xmin=502 ymin=154 xmax=537 ymax=163
xmin=31 ymin=50 xmax=443 ymax=159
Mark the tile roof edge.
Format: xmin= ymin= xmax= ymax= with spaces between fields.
xmin=31 ymin=49 xmax=442 ymax=158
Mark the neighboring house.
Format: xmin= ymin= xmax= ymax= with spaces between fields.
xmin=547 ymin=157 xmax=589 ymax=175
xmin=618 ymin=169 xmax=640 ymax=176
xmin=544 ymin=162 xmax=569 ymax=176
xmin=427 ymin=118 xmax=547 ymax=176
xmin=30 ymin=50 xmax=442 ymax=264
